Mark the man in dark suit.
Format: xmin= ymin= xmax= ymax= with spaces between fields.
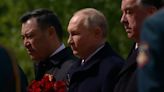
xmin=67 ymin=8 xmax=125 ymax=92
xmin=0 ymin=46 xmax=28 ymax=92
xmin=114 ymin=0 xmax=164 ymax=92
xmin=137 ymin=7 xmax=164 ymax=92
xmin=20 ymin=9 xmax=77 ymax=82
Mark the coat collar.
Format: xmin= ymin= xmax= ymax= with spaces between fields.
xmin=49 ymin=47 xmax=74 ymax=66
xmin=69 ymin=42 xmax=115 ymax=76
xmin=37 ymin=47 xmax=74 ymax=68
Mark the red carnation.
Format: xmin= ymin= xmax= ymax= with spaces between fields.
xmin=27 ymin=74 xmax=67 ymax=92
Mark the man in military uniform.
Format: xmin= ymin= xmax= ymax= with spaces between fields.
xmin=114 ymin=0 xmax=164 ymax=92
xmin=138 ymin=7 xmax=164 ymax=92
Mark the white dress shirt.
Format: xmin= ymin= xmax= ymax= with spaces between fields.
xmin=50 ymin=43 xmax=65 ymax=57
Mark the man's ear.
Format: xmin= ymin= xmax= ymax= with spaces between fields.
xmin=94 ymin=27 xmax=103 ymax=38
xmin=47 ymin=26 xmax=56 ymax=37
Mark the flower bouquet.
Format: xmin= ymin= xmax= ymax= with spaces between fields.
xmin=28 ymin=74 xmax=67 ymax=92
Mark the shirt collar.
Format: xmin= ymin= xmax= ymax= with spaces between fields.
xmin=135 ymin=43 xmax=139 ymax=49
xmin=50 ymin=43 xmax=65 ymax=57
xmin=84 ymin=43 xmax=105 ymax=63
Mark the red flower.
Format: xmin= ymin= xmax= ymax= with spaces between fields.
xmin=54 ymin=81 xmax=67 ymax=92
xmin=28 ymin=74 xmax=67 ymax=92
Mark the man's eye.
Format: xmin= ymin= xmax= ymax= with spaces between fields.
xmin=26 ymin=34 xmax=33 ymax=39
xmin=126 ymin=10 xmax=133 ymax=14
xmin=70 ymin=32 xmax=79 ymax=36
xmin=71 ymin=33 xmax=76 ymax=36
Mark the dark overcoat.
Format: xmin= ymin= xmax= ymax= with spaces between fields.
xmin=114 ymin=44 xmax=138 ymax=92
xmin=68 ymin=42 xmax=125 ymax=92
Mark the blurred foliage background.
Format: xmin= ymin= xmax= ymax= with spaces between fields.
xmin=0 ymin=0 xmax=133 ymax=82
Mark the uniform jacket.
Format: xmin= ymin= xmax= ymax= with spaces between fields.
xmin=35 ymin=47 xmax=77 ymax=81
xmin=68 ymin=42 xmax=125 ymax=92
xmin=138 ymin=9 xmax=164 ymax=92
xmin=114 ymin=44 xmax=138 ymax=92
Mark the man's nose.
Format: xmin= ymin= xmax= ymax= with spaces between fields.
xmin=24 ymin=39 xmax=30 ymax=48
xmin=120 ymin=14 xmax=127 ymax=24
xmin=67 ymin=35 xmax=73 ymax=45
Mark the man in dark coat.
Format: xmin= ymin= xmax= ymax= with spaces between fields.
xmin=0 ymin=46 xmax=28 ymax=92
xmin=67 ymin=8 xmax=125 ymax=92
xmin=114 ymin=0 xmax=164 ymax=92
xmin=20 ymin=9 xmax=77 ymax=82
xmin=137 ymin=7 xmax=164 ymax=92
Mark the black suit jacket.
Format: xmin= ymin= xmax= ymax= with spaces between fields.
xmin=68 ymin=42 xmax=125 ymax=92
xmin=114 ymin=44 xmax=138 ymax=92
xmin=35 ymin=47 xmax=77 ymax=81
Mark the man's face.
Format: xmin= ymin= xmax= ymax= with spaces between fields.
xmin=67 ymin=15 xmax=97 ymax=59
xmin=120 ymin=0 xmax=149 ymax=42
xmin=21 ymin=18 xmax=51 ymax=61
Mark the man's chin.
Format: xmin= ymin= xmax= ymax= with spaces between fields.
xmin=73 ymin=52 xmax=78 ymax=57
xmin=127 ymin=34 xmax=133 ymax=39
xmin=73 ymin=51 xmax=80 ymax=58
xmin=30 ymin=55 xmax=39 ymax=61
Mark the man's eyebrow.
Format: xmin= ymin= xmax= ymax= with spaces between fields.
xmin=122 ymin=6 xmax=132 ymax=12
xmin=125 ymin=6 xmax=134 ymax=10
xmin=125 ymin=3 xmax=138 ymax=9
xmin=25 ymin=30 xmax=34 ymax=35
xmin=22 ymin=31 xmax=34 ymax=37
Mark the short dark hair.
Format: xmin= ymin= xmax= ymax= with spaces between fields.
xmin=20 ymin=8 xmax=63 ymax=41
xmin=140 ymin=0 xmax=164 ymax=9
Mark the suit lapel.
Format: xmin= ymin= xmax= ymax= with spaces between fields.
xmin=50 ymin=47 xmax=72 ymax=65
xmin=35 ymin=58 xmax=52 ymax=80
xmin=35 ymin=47 xmax=74 ymax=80
xmin=118 ymin=47 xmax=138 ymax=77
